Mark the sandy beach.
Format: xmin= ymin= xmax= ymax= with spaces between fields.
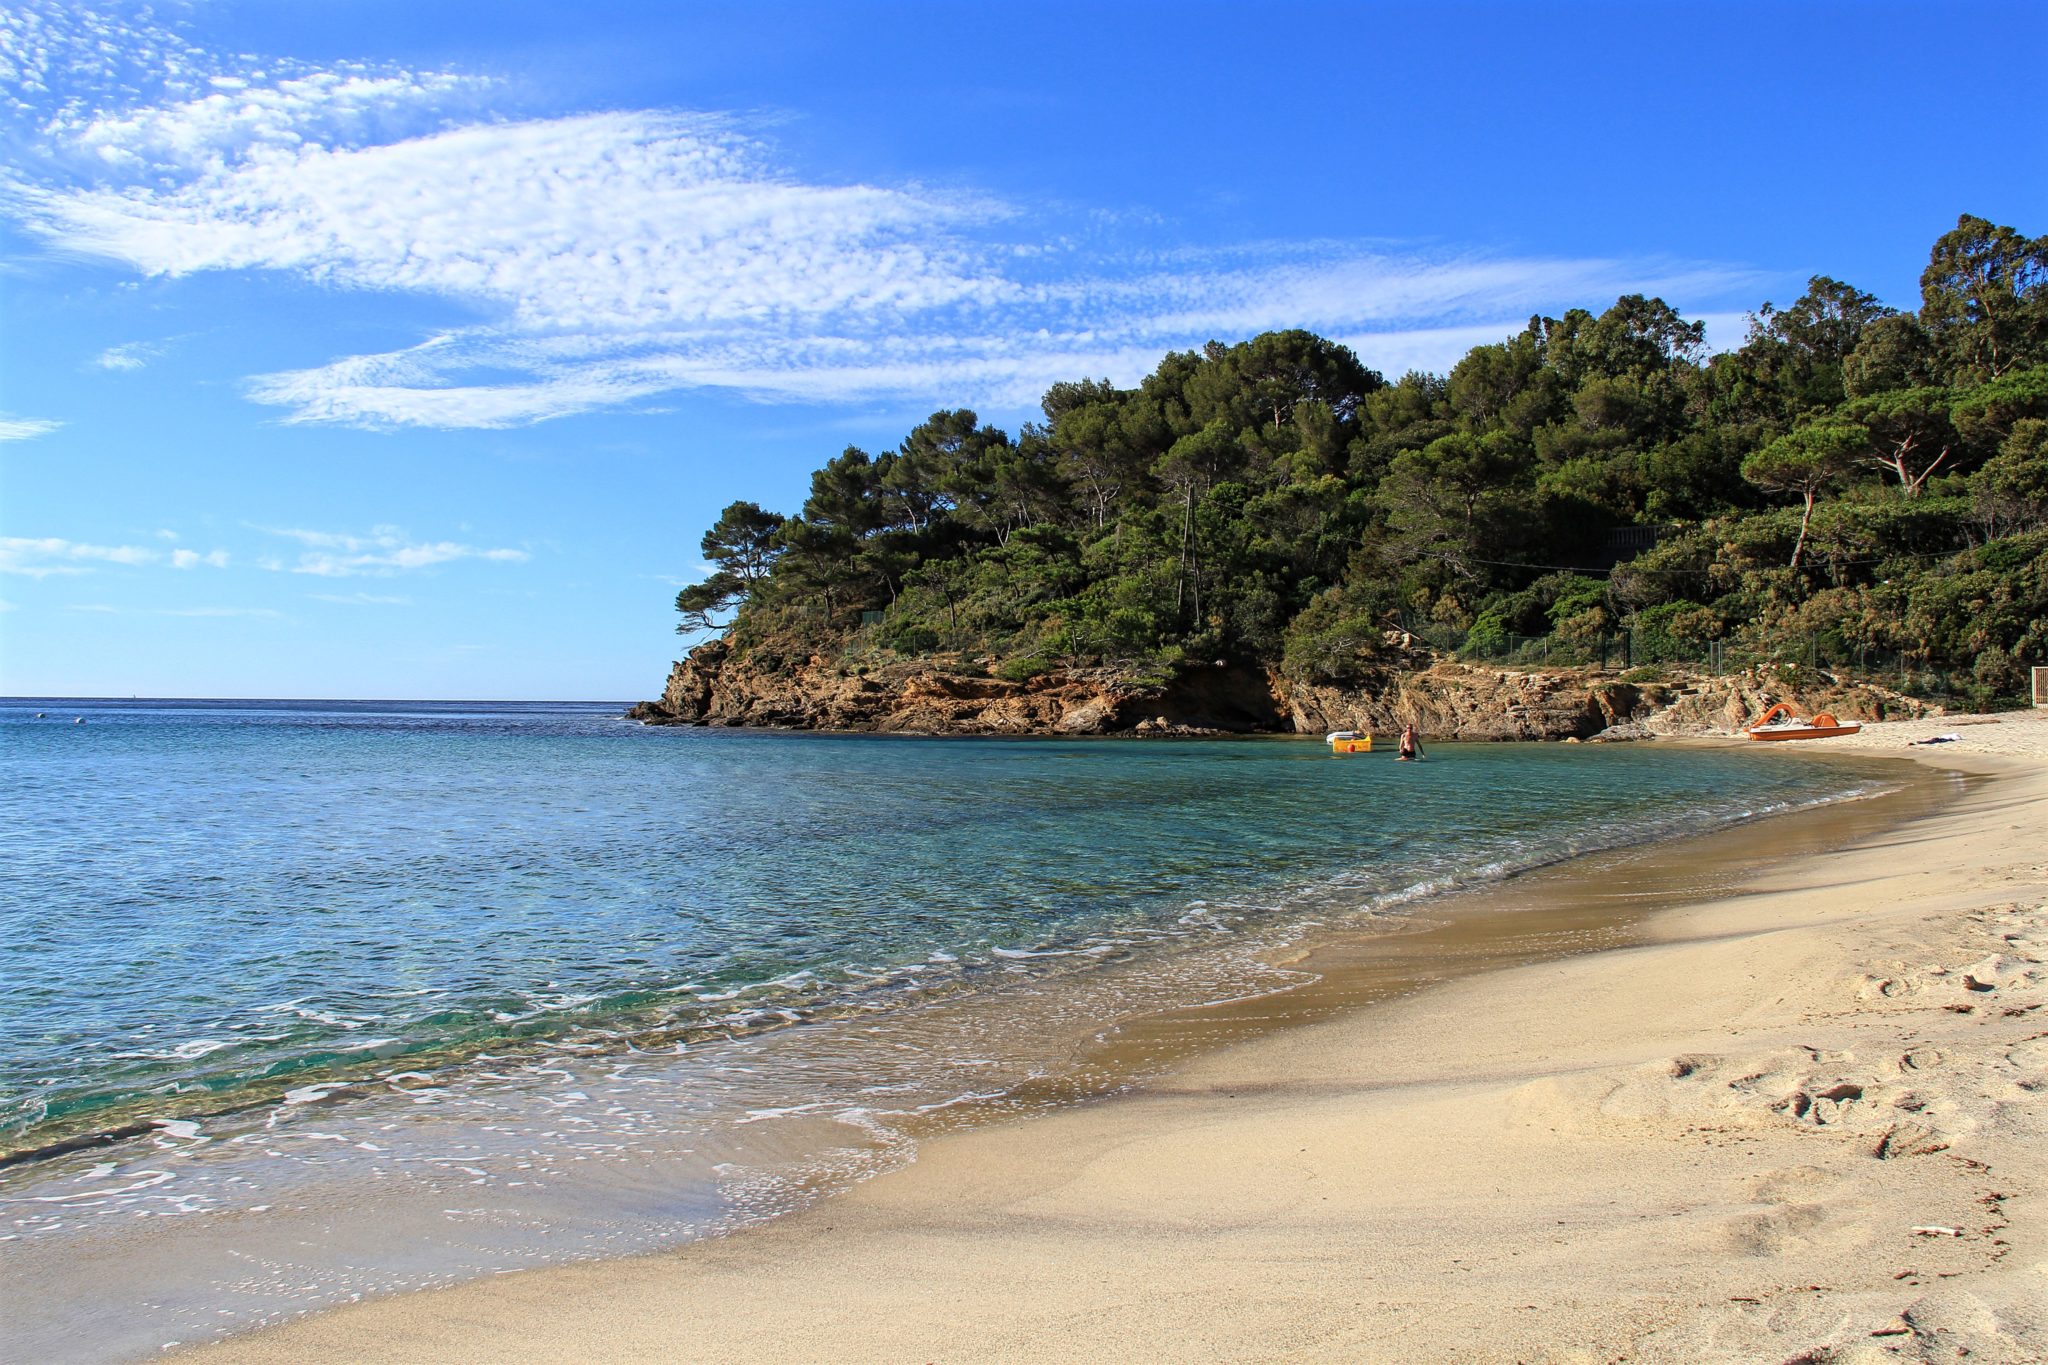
xmin=194 ymin=712 xmax=2048 ymax=1364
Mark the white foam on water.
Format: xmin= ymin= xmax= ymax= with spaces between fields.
xmin=276 ymin=1082 xmax=352 ymax=1108
xmin=885 ymin=1088 xmax=1011 ymax=1116
xmin=3 ymin=1169 xmax=173 ymax=1203
xmin=732 ymin=1101 xmax=840 ymax=1126
xmin=335 ymin=1037 xmax=403 ymax=1055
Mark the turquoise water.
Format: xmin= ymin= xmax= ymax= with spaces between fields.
xmin=1 ymin=697 xmax=1872 ymax=1155
xmin=1 ymin=698 xmax=1896 ymax=1361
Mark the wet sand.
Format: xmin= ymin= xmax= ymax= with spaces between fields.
xmin=194 ymin=715 xmax=2048 ymax=1363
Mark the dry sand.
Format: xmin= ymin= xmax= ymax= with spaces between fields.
xmin=196 ymin=712 xmax=2048 ymax=1364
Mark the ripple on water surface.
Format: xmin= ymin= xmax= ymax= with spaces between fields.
xmin=0 ymin=698 xmax=1891 ymax=1361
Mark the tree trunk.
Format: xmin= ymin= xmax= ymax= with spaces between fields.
xmin=1790 ymin=490 xmax=1817 ymax=570
xmin=1087 ymin=480 xmax=1110 ymax=529
xmin=1904 ymin=445 xmax=1949 ymax=499
xmin=1175 ymin=484 xmax=1193 ymax=611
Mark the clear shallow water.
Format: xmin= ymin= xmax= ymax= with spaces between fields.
xmin=2 ymin=697 xmax=1867 ymax=1155
xmin=0 ymin=698 xmax=1889 ymax=1359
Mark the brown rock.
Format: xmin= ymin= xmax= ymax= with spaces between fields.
xmin=626 ymin=645 xmax=1934 ymax=741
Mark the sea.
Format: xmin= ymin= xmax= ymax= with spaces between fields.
xmin=0 ymin=697 xmax=1896 ymax=1360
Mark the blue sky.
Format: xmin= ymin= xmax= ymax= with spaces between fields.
xmin=1 ymin=0 xmax=2042 ymax=700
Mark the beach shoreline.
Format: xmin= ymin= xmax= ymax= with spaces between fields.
xmin=186 ymin=712 xmax=2048 ymax=1363
xmin=0 ymin=714 xmax=1917 ymax=1363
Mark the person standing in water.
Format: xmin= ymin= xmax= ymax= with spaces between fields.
xmin=1397 ymin=724 xmax=1425 ymax=761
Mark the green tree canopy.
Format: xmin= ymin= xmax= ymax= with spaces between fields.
xmin=665 ymin=214 xmax=2048 ymax=705
xmin=1919 ymin=214 xmax=2048 ymax=382
xmin=1741 ymin=421 xmax=1867 ymax=568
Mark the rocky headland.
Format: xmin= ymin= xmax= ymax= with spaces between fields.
xmin=629 ymin=638 xmax=1934 ymax=740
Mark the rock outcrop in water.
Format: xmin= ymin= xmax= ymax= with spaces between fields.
xmin=628 ymin=639 xmax=1285 ymax=735
xmin=628 ymin=640 xmax=1933 ymax=739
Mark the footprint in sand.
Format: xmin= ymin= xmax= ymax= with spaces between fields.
xmin=1747 ymin=1164 xmax=1842 ymax=1203
xmin=1778 ymin=1081 xmax=1864 ymax=1125
xmin=2005 ymin=1034 xmax=2048 ymax=1081
xmin=1872 ymin=1118 xmax=1948 ymax=1159
xmin=1716 ymin=1202 xmax=1833 ymax=1257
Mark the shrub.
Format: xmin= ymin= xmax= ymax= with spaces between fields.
xmin=1631 ymin=600 xmax=1723 ymax=663
xmin=1972 ymin=645 xmax=2027 ymax=698
xmin=993 ymin=654 xmax=1054 ymax=683
xmin=878 ymin=621 xmax=941 ymax=655
xmin=1280 ymin=587 xmax=1387 ymax=684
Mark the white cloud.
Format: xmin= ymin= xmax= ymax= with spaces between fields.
xmin=94 ymin=341 xmax=162 ymax=371
xmin=0 ymin=415 xmax=62 ymax=442
xmin=1 ymin=2 xmax=485 ymax=162
xmin=70 ymin=69 xmax=486 ymax=174
xmin=1 ymin=536 xmax=158 ymax=575
xmin=2 ymin=3 xmax=212 ymax=131
xmin=258 ymin=524 xmax=389 ymax=551
xmin=160 ymin=606 xmax=283 ymax=618
xmin=21 ymin=110 xmax=997 ymax=317
xmin=312 ymin=592 xmax=411 ymax=605
xmin=254 ymin=524 xmax=528 ymax=576
xmin=1 ymin=1 xmax=1768 ymax=429
xmin=0 ymin=535 xmax=233 ymax=575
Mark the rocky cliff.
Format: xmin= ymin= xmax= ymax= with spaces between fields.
xmin=629 ymin=641 xmax=1933 ymax=740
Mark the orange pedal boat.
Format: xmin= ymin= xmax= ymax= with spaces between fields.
xmin=1746 ymin=702 xmax=1862 ymax=741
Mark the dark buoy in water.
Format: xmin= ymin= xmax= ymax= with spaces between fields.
xmin=73 ymin=716 xmax=84 ymax=724
xmin=35 ymin=712 xmax=45 ymax=718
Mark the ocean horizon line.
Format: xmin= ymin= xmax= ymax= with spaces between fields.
xmin=4 ymin=694 xmax=634 ymax=706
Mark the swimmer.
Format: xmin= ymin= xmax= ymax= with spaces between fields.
xmin=1397 ymin=724 xmax=1424 ymax=761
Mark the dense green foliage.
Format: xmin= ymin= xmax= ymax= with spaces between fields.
xmin=679 ymin=216 xmax=2048 ymax=699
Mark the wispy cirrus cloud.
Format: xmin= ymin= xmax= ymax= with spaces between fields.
xmin=0 ymin=535 xmax=231 ymax=576
xmin=254 ymin=524 xmax=528 ymax=577
xmin=2 ymin=2 xmax=1766 ymax=429
xmin=311 ymin=592 xmax=411 ymax=606
xmin=0 ymin=415 xmax=62 ymax=442
xmin=94 ymin=340 xmax=165 ymax=371
xmin=2 ymin=536 xmax=157 ymax=576
xmin=58 ymin=603 xmax=284 ymax=619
